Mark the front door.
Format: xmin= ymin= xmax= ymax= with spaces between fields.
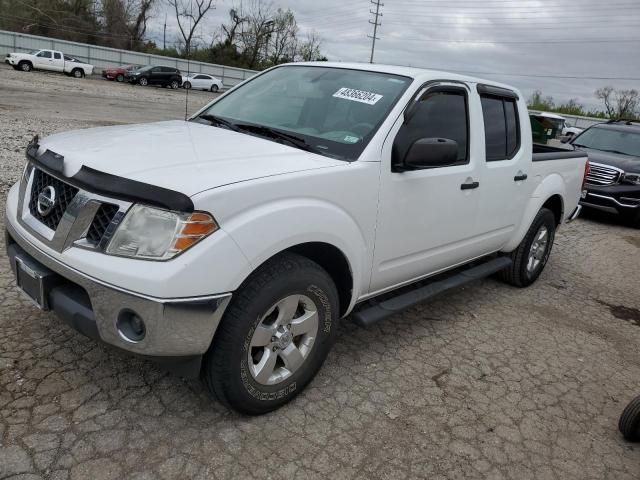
xmin=34 ymin=50 xmax=52 ymax=69
xmin=370 ymin=83 xmax=486 ymax=294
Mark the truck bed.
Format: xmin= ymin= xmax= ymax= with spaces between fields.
xmin=532 ymin=143 xmax=585 ymax=162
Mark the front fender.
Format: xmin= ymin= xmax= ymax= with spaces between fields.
xmin=221 ymin=197 xmax=368 ymax=311
xmin=501 ymin=173 xmax=566 ymax=252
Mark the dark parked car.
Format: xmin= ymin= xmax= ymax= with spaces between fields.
xmin=574 ymin=120 xmax=640 ymax=226
xmin=128 ymin=65 xmax=182 ymax=89
xmin=102 ymin=64 xmax=144 ymax=82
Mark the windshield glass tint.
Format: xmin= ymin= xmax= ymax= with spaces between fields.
xmin=198 ymin=66 xmax=412 ymax=161
xmin=575 ymin=126 xmax=640 ymax=157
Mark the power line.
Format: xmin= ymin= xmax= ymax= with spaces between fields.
xmin=420 ymin=67 xmax=640 ymax=81
xmin=368 ymin=0 xmax=383 ymax=63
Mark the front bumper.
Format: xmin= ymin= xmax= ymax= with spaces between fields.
xmin=5 ymin=219 xmax=232 ymax=361
xmin=580 ymin=184 xmax=640 ymax=215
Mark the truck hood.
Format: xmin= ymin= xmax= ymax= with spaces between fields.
xmin=39 ymin=120 xmax=345 ymax=196
xmin=576 ymin=146 xmax=640 ymax=173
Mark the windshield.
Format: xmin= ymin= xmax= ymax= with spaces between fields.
xmin=574 ymin=126 xmax=640 ymax=157
xmin=29 ymin=50 xmax=40 ymax=55
xmin=196 ymin=65 xmax=412 ymax=161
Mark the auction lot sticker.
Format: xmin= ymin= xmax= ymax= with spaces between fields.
xmin=333 ymin=87 xmax=383 ymax=105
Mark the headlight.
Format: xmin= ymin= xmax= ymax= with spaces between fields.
xmin=623 ymin=172 xmax=640 ymax=185
xmin=106 ymin=205 xmax=218 ymax=260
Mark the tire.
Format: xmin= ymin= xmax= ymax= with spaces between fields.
xmin=170 ymin=80 xmax=180 ymax=89
xmin=138 ymin=77 xmax=148 ymax=86
xmin=498 ymin=208 xmax=556 ymax=287
xmin=203 ymin=253 xmax=339 ymax=415
xmin=622 ymin=209 xmax=640 ymax=229
xmin=116 ymin=73 xmax=124 ymax=82
xmin=19 ymin=61 xmax=32 ymax=72
xmin=210 ymin=84 xmax=219 ymax=93
xmin=183 ymin=81 xmax=191 ymax=89
xmin=619 ymin=395 xmax=640 ymax=442
xmin=71 ymin=68 xmax=84 ymax=78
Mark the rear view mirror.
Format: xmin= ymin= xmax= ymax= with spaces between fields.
xmin=403 ymin=138 xmax=459 ymax=170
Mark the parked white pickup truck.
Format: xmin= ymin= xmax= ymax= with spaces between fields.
xmin=5 ymin=49 xmax=94 ymax=78
xmin=5 ymin=63 xmax=588 ymax=414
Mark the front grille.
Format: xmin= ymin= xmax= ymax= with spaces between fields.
xmin=586 ymin=163 xmax=622 ymax=185
xmin=28 ymin=169 xmax=79 ymax=230
xmin=86 ymin=203 xmax=119 ymax=245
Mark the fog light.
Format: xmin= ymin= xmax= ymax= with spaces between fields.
xmin=117 ymin=310 xmax=146 ymax=343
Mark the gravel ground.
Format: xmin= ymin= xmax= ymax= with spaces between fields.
xmin=1 ymin=66 xmax=640 ymax=480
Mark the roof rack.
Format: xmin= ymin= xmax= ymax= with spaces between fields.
xmin=606 ymin=118 xmax=640 ymax=125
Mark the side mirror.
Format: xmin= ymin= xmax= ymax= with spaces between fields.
xmin=402 ymin=138 xmax=459 ymax=170
xmin=560 ymin=136 xmax=571 ymax=144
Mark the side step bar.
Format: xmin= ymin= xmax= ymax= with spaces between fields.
xmin=352 ymin=257 xmax=512 ymax=327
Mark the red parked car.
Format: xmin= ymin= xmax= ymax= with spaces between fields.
xmin=102 ymin=64 xmax=143 ymax=82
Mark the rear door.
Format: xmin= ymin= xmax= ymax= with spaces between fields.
xmin=475 ymin=86 xmax=531 ymax=248
xmin=370 ymin=82 xmax=487 ymax=293
xmin=51 ymin=51 xmax=64 ymax=71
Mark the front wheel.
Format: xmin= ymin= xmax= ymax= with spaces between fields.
xmin=72 ymin=68 xmax=84 ymax=78
xmin=499 ymin=208 xmax=556 ymax=287
xmin=19 ymin=61 xmax=32 ymax=72
xmin=138 ymin=77 xmax=148 ymax=86
xmin=203 ymin=253 xmax=339 ymax=415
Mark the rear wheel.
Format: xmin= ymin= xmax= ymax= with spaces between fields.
xmin=619 ymin=395 xmax=640 ymax=442
xmin=203 ymin=253 xmax=339 ymax=415
xmin=170 ymin=80 xmax=180 ymax=89
xmin=499 ymin=208 xmax=556 ymax=287
xmin=116 ymin=73 xmax=124 ymax=82
xmin=210 ymin=84 xmax=219 ymax=93
xmin=19 ymin=61 xmax=32 ymax=72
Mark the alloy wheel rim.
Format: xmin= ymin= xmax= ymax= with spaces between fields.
xmin=527 ymin=226 xmax=549 ymax=274
xmin=248 ymin=294 xmax=319 ymax=386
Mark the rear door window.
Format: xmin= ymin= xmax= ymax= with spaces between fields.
xmin=480 ymin=95 xmax=520 ymax=161
xmin=53 ymin=52 xmax=62 ymax=60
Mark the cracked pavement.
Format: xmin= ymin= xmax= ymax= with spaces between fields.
xmin=1 ymin=66 xmax=640 ymax=479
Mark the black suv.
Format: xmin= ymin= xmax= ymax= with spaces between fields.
xmin=574 ymin=120 xmax=640 ymax=226
xmin=128 ymin=65 xmax=182 ymax=89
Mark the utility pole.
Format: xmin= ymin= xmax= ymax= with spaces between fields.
xmin=163 ymin=13 xmax=167 ymax=50
xmin=368 ymin=0 xmax=383 ymax=63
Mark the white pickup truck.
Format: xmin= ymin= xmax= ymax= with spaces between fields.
xmin=5 ymin=62 xmax=588 ymax=414
xmin=5 ymin=49 xmax=94 ymax=78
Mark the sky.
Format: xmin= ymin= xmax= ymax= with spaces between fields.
xmin=147 ymin=0 xmax=640 ymax=111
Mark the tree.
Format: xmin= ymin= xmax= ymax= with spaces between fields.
xmin=595 ymin=86 xmax=639 ymax=119
xmin=167 ymin=0 xmax=215 ymax=56
xmin=527 ymin=90 xmax=555 ymax=111
xmin=269 ymin=8 xmax=297 ymax=64
xmin=100 ymin=0 xmax=156 ymax=50
xmin=297 ymin=30 xmax=322 ymax=62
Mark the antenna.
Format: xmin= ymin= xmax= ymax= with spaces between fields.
xmin=184 ymin=0 xmax=193 ymax=121
xmin=368 ymin=0 xmax=383 ymax=63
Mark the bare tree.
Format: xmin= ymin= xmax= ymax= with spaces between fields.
xmin=615 ymin=89 xmax=639 ymax=118
xmin=101 ymin=0 xmax=155 ymax=49
xmin=167 ymin=0 xmax=215 ymax=55
xmin=269 ymin=8 xmax=297 ymax=64
xmin=595 ymin=86 xmax=616 ymax=117
xmin=221 ymin=8 xmax=246 ymax=45
xmin=238 ymin=0 xmax=275 ymax=69
xmin=596 ymin=86 xmax=639 ymax=118
xmin=297 ymin=30 xmax=322 ymax=62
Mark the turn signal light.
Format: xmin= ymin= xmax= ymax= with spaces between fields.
xmin=173 ymin=212 xmax=218 ymax=253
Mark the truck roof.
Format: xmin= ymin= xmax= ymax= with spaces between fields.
xmin=291 ymin=61 xmax=523 ymax=97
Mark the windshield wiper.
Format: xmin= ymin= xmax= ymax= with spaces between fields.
xmin=198 ymin=114 xmax=239 ymax=131
xmin=232 ymin=123 xmax=324 ymax=155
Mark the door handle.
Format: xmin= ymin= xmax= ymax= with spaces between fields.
xmin=460 ymin=181 xmax=480 ymax=190
xmin=514 ymin=173 xmax=528 ymax=181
